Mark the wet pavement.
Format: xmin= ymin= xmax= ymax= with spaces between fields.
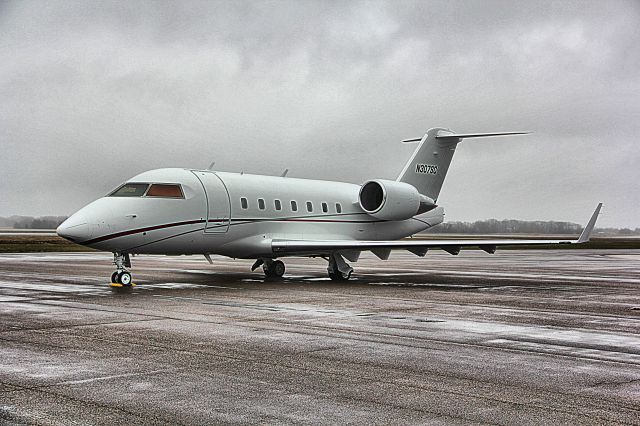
xmin=1 ymin=250 xmax=639 ymax=425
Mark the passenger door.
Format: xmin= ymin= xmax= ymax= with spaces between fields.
xmin=192 ymin=171 xmax=230 ymax=233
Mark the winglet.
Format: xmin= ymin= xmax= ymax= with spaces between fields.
xmin=577 ymin=203 xmax=603 ymax=243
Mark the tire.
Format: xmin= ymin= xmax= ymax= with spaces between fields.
xmin=262 ymin=264 xmax=274 ymax=277
xmin=328 ymin=270 xmax=351 ymax=281
xmin=272 ymin=260 xmax=285 ymax=277
xmin=118 ymin=271 xmax=132 ymax=286
xmin=111 ymin=272 xmax=119 ymax=283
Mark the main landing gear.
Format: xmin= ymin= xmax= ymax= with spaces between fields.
xmin=327 ymin=252 xmax=353 ymax=281
xmin=252 ymin=259 xmax=286 ymax=279
xmin=250 ymin=254 xmax=354 ymax=281
xmin=111 ymin=252 xmax=134 ymax=287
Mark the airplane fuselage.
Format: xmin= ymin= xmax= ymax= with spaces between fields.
xmin=58 ymin=168 xmax=444 ymax=258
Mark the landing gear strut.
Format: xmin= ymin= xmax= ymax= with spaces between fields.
xmin=327 ymin=252 xmax=353 ymax=281
xmin=253 ymin=259 xmax=286 ymax=279
xmin=111 ymin=252 xmax=133 ymax=286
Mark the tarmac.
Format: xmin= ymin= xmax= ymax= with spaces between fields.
xmin=0 ymin=250 xmax=639 ymax=425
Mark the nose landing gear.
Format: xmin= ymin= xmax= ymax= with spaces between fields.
xmin=110 ymin=252 xmax=135 ymax=287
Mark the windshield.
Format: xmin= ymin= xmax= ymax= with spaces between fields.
xmin=146 ymin=184 xmax=184 ymax=198
xmin=108 ymin=183 xmax=149 ymax=197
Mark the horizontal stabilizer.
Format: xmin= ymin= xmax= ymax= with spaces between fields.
xmin=401 ymin=137 xmax=423 ymax=143
xmin=402 ymin=131 xmax=529 ymax=143
xmin=436 ymin=131 xmax=529 ymax=139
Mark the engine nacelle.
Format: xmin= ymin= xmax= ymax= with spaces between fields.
xmin=359 ymin=179 xmax=436 ymax=221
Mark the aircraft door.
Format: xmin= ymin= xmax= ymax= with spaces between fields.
xmin=192 ymin=171 xmax=230 ymax=233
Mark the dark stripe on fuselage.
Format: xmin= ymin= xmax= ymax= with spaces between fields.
xmin=81 ymin=214 xmax=383 ymax=246
xmin=81 ymin=219 xmax=206 ymax=245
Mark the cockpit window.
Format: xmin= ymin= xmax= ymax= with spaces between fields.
xmin=109 ymin=183 xmax=149 ymax=197
xmin=146 ymin=184 xmax=184 ymax=198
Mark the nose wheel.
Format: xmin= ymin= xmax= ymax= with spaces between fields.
xmin=112 ymin=271 xmax=132 ymax=285
xmin=110 ymin=253 xmax=134 ymax=287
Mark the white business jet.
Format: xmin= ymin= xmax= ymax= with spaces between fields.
xmin=56 ymin=128 xmax=602 ymax=286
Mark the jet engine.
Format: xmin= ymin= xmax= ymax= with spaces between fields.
xmin=358 ymin=179 xmax=437 ymax=221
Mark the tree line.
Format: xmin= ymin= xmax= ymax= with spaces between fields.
xmin=0 ymin=216 xmax=68 ymax=230
xmin=424 ymin=219 xmax=639 ymax=235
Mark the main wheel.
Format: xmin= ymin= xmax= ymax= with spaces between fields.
xmin=328 ymin=270 xmax=351 ymax=281
xmin=117 ymin=271 xmax=132 ymax=286
xmin=263 ymin=260 xmax=285 ymax=279
xmin=272 ymin=260 xmax=285 ymax=277
xmin=111 ymin=272 xmax=119 ymax=283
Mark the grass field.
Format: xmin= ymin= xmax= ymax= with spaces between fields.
xmin=0 ymin=234 xmax=638 ymax=253
xmin=0 ymin=235 xmax=96 ymax=253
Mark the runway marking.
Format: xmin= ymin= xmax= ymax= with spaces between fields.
xmin=50 ymin=368 xmax=186 ymax=387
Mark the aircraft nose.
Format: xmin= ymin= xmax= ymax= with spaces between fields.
xmin=56 ymin=214 xmax=90 ymax=242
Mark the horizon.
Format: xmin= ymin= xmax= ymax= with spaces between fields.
xmin=2 ymin=212 xmax=638 ymax=232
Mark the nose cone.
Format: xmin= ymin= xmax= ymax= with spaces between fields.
xmin=56 ymin=213 xmax=90 ymax=242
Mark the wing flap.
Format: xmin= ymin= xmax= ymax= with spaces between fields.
xmin=272 ymin=237 xmax=574 ymax=256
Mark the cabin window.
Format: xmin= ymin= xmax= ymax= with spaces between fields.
xmin=109 ymin=183 xmax=149 ymax=197
xmin=290 ymin=200 xmax=298 ymax=212
xmin=241 ymin=197 xmax=248 ymax=209
xmin=146 ymin=184 xmax=184 ymax=198
xmin=336 ymin=203 xmax=342 ymax=214
xmin=274 ymin=199 xmax=282 ymax=210
xmin=322 ymin=202 xmax=328 ymax=213
xmin=306 ymin=201 xmax=313 ymax=212
xmin=258 ymin=198 xmax=265 ymax=210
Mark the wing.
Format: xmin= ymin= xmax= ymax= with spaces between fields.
xmin=272 ymin=203 xmax=602 ymax=258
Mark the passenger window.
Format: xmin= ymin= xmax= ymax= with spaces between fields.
xmin=146 ymin=184 xmax=184 ymax=198
xmin=274 ymin=199 xmax=282 ymax=210
xmin=322 ymin=202 xmax=328 ymax=213
xmin=291 ymin=201 xmax=298 ymax=212
xmin=109 ymin=183 xmax=149 ymax=197
xmin=336 ymin=203 xmax=342 ymax=214
xmin=258 ymin=198 xmax=265 ymax=210
xmin=306 ymin=201 xmax=313 ymax=212
xmin=241 ymin=197 xmax=248 ymax=209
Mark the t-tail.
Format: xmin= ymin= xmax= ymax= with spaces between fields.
xmin=397 ymin=128 xmax=529 ymax=201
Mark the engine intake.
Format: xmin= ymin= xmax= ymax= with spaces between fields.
xmin=359 ymin=179 xmax=436 ymax=221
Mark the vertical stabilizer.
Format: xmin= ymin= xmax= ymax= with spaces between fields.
xmin=397 ymin=128 xmax=460 ymax=202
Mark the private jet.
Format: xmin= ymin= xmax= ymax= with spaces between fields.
xmin=56 ymin=128 xmax=602 ymax=286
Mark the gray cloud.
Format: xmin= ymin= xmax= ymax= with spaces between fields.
xmin=1 ymin=0 xmax=639 ymax=227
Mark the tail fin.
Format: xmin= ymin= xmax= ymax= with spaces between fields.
xmin=397 ymin=128 xmax=529 ymax=201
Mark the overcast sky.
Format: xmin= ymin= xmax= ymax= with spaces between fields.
xmin=1 ymin=0 xmax=638 ymax=228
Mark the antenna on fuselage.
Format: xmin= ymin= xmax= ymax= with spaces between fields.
xmin=207 ymin=161 xmax=215 ymax=170
xmin=280 ymin=168 xmax=289 ymax=177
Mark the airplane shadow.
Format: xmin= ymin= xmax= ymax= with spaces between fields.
xmin=128 ymin=268 xmax=502 ymax=291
